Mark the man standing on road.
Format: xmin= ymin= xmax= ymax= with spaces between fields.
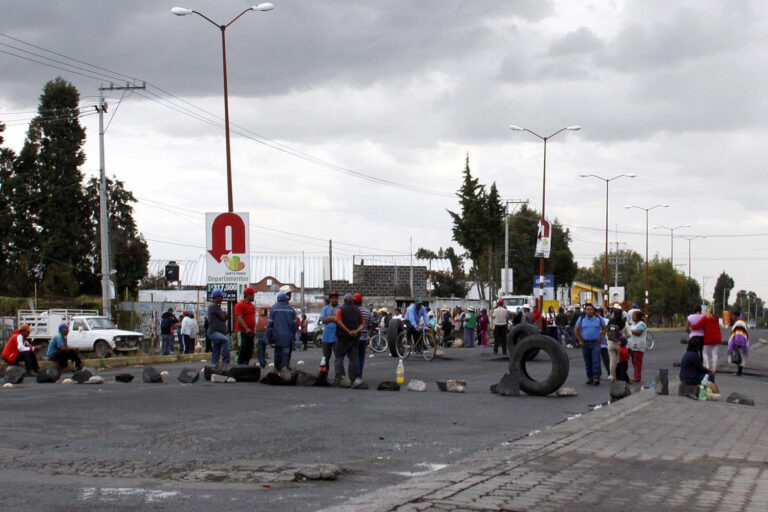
xmin=354 ymin=293 xmax=372 ymax=380
xmin=320 ymin=292 xmax=340 ymax=372
xmin=47 ymin=323 xmax=82 ymax=371
xmin=567 ymin=304 xmax=582 ymax=348
xmin=160 ymin=308 xmax=178 ymax=355
xmin=234 ymin=287 xmax=257 ymax=364
xmin=492 ymin=300 xmax=510 ymax=355
xmin=207 ymin=290 xmax=230 ymax=368
xmin=265 ymin=292 xmax=296 ymax=371
xmin=574 ymin=303 xmax=606 ymax=385
xmin=334 ymin=293 xmax=364 ymax=388
xmin=180 ymin=312 xmax=197 ymax=354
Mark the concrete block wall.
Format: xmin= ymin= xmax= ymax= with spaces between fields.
xmin=321 ymin=264 xmax=428 ymax=299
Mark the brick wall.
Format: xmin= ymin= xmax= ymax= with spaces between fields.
xmin=322 ymin=264 xmax=428 ymax=299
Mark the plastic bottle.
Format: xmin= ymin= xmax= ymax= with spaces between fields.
xmin=396 ymin=359 xmax=405 ymax=385
xmin=698 ymin=374 xmax=709 ymax=401
xmin=319 ymin=356 xmax=328 ymax=376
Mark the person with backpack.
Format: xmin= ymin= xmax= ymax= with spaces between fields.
xmin=606 ymin=307 xmax=627 ymax=382
xmin=574 ymin=303 xmax=606 ymax=385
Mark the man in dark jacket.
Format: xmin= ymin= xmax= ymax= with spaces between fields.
xmin=265 ymin=292 xmax=297 ymax=371
xmin=334 ymin=293 xmax=364 ymax=388
xmin=160 ymin=308 xmax=178 ymax=355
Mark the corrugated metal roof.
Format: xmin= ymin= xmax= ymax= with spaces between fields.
xmin=148 ymin=255 xmax=452 ymax=288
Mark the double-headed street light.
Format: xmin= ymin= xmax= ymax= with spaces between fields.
xmin=579 ymin=173 xmax=636 ymax=308
xmin=172 ymin=3 xmax=275 ymax=213
xmin=652 ymin=224 xmax=690 ymax=268
xmin=679 ymin=235 xmax=707 ymax=278
xmin=625 ymin=204 xmax=669 ymax=323
xmin=509 ymin=125 xmax=581 ymax=312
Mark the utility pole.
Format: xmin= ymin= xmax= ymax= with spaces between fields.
xmin=328 ymin=240 xmax=333 ymax=295
xmin=96 ymin=82 xmax=145 ymax=317
xmin=503 ymin=199 xmax=527 ymax=295
xmin=300 ymin=251 xmax=305 ymax=310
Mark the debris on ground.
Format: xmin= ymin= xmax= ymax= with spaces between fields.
xmin=407 ymin=380 xmax=426 ymax=392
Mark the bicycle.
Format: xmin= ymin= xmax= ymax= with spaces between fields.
xmin=396 ymin=325 xmax=437 ymax=360
xmin=369 ymin=328 xmax=388 ymax=353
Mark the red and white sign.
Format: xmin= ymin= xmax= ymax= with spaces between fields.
xmin=534 ymin=219 xmax=551 ymax=258
xmin=206 ymin=212 xmax=250 ymax=296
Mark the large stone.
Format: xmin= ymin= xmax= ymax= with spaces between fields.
xmin=658 ymin=368 xmax=669 ymax=395
xmin=610 ymin=381 xmax=632 ymax=401
xmin=260 ymin=371 xmax=294 ymax=386
xmin=294 ymin=371 xmax=318 ymax=387
xmin=177 ymin=367 xmax=200 ymax=384
xmin=36 ymin=367 xmax=61 ymax=383
xmin=494 ymin=372 xmax=521 ymax=397
xmin=556 ymin=387 xmax=578 ymax=397
xmin=203 ymin=365 xmax=229 ymax=381
xmin=726 ymin=392 xmax=755 ymax=406
xmin=228 ymin=364 xmax=261 ymax=382
xmin=3 ymin=366 xmax=25 ymax=384
xmin=142 ymin=367 xmax=163 ymax=383
xmin=72 ymin=367 xmax=95 ymax=384
xmin=377 ymin=381 xmax=401 ymax=391
xmin=115 ymin=373 xmax=134 ymax=383
xmin=445 ymin=380 xmax=466 ymax=393
xmin=85 ymin=375 xmax=105 ymax=384
xmin=678 ymin=383 xmax=699 ymax=397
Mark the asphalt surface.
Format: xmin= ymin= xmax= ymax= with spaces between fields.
xmin=1 ymin=329 xmax=759 ymax=511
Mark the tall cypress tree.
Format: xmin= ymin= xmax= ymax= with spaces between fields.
xmin=18 ymin=77 xmax=92 ymax=296
xmin=0 ymin=118 xmax=17 ymax=293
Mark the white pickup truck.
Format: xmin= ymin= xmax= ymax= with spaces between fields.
xmin=17 ymin=309 xmax=144 ymax=358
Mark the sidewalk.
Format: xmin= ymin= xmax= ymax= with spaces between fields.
xmin=327 ymin=343 xmax=768 ymax=512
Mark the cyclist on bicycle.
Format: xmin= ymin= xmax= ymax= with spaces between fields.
xmin=404 ymin=299 xmax=429 ymax=344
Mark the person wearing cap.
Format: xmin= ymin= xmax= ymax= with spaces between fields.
xmin=265 ymin=292 xmax=297 ymax=371
xmin=234 ymin=287 xmax=257 ymax=364
xmin=405 ymin=299 xmax=429 ymax=346
xmin=160 ymin=307 xmax=178 ymax=356
xmin=334 ymin=293 xmax=365 ymax=387
xmin=47 ymin=323 xmax=82 ymax=371
xmin=207 ymin=289 xmax=231 ymax=368
xmin=463 ymin=307 xmax=478 ymax=347
xmin=353 ymin=293 xmax=372 ymax=380
xmin=1 ymin=324 xmax=40 ymax=375
xmin=492 ymin=300 xmax=510 ymax=355
xmin=180 ymin=311 xmax=198 ymax=354
xmin=320 ymin=292 xmax=341 ymax=372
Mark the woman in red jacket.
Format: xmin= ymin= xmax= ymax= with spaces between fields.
xmin=692 ymin=305 xmax=722 ymax=373
xmin=1 ymin=324 xmax=40 ymax=375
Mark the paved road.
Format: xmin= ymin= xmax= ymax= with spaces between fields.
xmin=0 ymin=329 xmax=750 ymax=511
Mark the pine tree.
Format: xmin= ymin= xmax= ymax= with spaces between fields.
xmin=0 ymin=117 xmax=17 ymax=293
xmin=713 ymin=272 xmax=735 ymax=315
xmin=84 ymin=176 xmax=150 ymax=299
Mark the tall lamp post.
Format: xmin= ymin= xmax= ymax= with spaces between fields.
xmin=579 ymin=173 xmax=636 ymax=307
xmin=509 ymin=125 xmax=581 ymax=311
xmin=625 ymin=204 xmax=669 ymax=323
xmin=172 ymin=3 xmax=274 ymax=213
xmin=652 ymin=224 xmax=690 ymax=268
xmin=679 ymin=235 xmax=706 ymax=278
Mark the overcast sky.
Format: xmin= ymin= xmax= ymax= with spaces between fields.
xmin=2 ymin=1 xmax=767 ymax=305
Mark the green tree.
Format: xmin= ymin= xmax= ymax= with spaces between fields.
xmin=713 ymin=272 xmax=735 ymax=315
xmin=575 ymin=250 xmax=644 ymax=289
xmin=0 ymin=116 xmax=16 ymax=292
xmin=416 ymin=246 xmax=470 ymax=298
xmin=624 ymin=256 xmax=701 ymax=322
xmin=506 ymin=204 xmax=577 ymax=295
xmin=83 ymin=176 xmax=150 ymax=300
xmin=14 ymin=78 xmax=92 ymax=296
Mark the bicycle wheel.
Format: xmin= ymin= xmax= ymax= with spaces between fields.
xmin=421 ymin=332 xmax=437 ymax=361
xmin=396 ymin=331 xmax=411 ymax=359
xmin=370 ymin=333 xmax=388 ymax=353
xmin=646 ymin=332 xmax=655 ymax=350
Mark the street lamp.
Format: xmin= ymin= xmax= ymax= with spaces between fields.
xmin=172 ymin=3 xmax=274 ymax=213
xmin=509 ymin=124 xmax=580 ymax=311
xmin=579 ymin=173 xmax=636 ymax=307
xmin=679 ymin=235 xmax=706 ymax=278
xmin=652 ymin=224 xmax=690 ymax=268
xmin=625 ymin=204 xmax=669 ymax=323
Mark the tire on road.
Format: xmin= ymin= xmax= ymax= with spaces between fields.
xmin=93 ymin=340 xmax=112 ymax=358
xmin=509 ymin=334 xmax=569 ymax=396
xmin=507 ymin=323 xmax=540 ymax=360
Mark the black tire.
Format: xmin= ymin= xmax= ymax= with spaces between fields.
xmin=509 ymin=334 xmax=569 ymax=396
xmin=94 ymin=340 xmax=112 ymax=358
xmin=421 ymin=332 xmax=436 ymax=361
xmin=507 ymin=323 xmax=540 ymax=360
xmin=387 ymin=318 xmax=403 ymax=357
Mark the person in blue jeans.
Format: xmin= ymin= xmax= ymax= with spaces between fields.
xmin=265 ymin=292 xmax=297 ymax=371
xmin=207 ymin=289 xmax=230 ymax=368
xmin=574 ymin=303 xmax=606 ymax=385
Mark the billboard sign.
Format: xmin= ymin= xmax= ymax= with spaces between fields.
xmin=534 ymin=219 xmax=551 ymax=258
xmin=205 ymin=212 xmax=250 ymax=301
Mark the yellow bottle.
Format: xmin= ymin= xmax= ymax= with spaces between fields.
xmin=396 ymin=359 xmax=405 ymax=385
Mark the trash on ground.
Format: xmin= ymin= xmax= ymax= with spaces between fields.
xmin=556 ymin=387 xmax=578 ymax=397
xmin=407 ymin=379 xmax=426 ymax=391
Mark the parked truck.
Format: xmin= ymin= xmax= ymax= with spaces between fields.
xmin=16 ymin=309 xmax=144 ymax=358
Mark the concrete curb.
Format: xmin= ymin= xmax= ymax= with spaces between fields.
xmin=323 ymin=384 xmax=661 ymax=512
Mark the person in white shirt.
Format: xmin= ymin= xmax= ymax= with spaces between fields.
xmin=492 ymin=300 xmax=510 ymax=355
xmin=180 ymin=312 xmax=198 ymax=354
